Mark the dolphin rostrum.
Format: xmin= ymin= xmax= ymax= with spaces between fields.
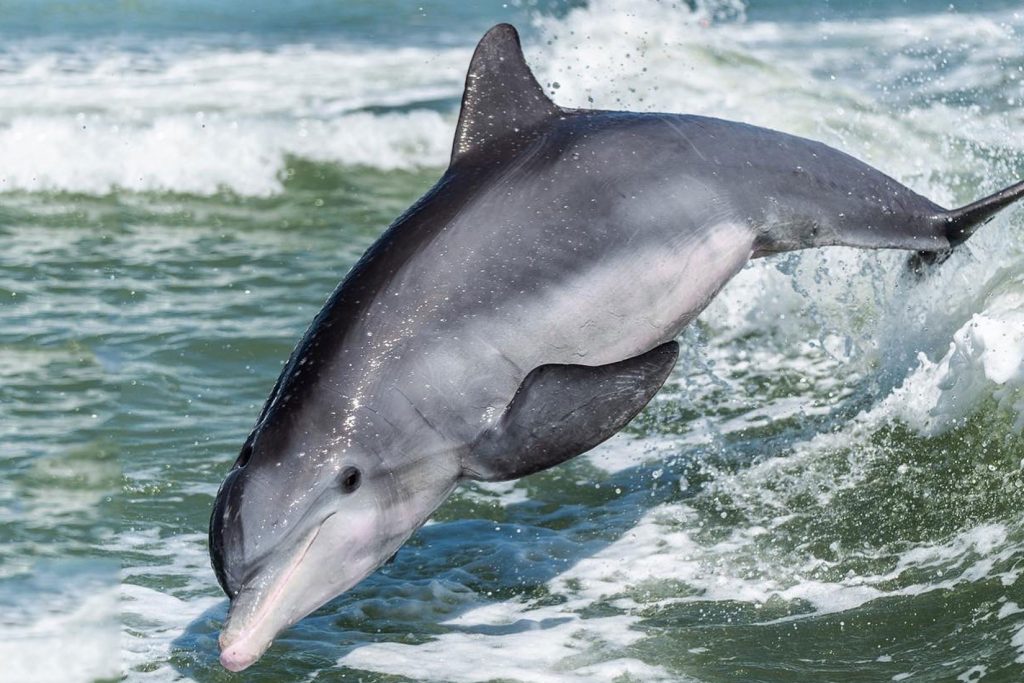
xmin=209 ymin=23 xmax=1024 ymax=671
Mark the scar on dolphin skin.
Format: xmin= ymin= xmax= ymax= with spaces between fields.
xmin=209 ymin=23 xmax=1024 ymax=672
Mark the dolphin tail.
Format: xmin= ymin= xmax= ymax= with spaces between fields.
xmin=910 ymin=179 xmax=1024 ymax=271
xmin=944 ymin=179 xmax=1024 ymax=246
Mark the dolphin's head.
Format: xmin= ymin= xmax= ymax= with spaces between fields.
xmin=209 ymin=399 xmax=460 ymax=672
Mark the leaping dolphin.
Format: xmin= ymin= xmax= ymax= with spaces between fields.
xmin=209 ymin=23 xmax=1024 ymax=671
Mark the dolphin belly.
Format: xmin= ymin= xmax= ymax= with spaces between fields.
xmin=487 ymin=220 xmax=755 ymax=368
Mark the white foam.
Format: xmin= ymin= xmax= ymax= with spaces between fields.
xmin=998 ymin=602 xmax=1023 ymax=619
xmin=120 ymin=583 xmax=222 ymax=678
xmin=0 ymin=2 xmax=1019 ymax=197
xmin=875 ymin=278 xmax=1024 ymax=434
xmin=1014 ymin=619 xmax=1024 ymax=664
xmin=957 ymin=664 xmax=987 ymax=682
xmin=554 ymin=496 xmax=1024 ymax=618
xmin=584 ymin=432 xmax=690 ymax=474
xmin=117 ymin=530 xmax=225 ymax=679
xmin=0 ymin=110 xmax=452 ymax=195
xmin=340 ymin=601 xmax=680 ymax=682
xmin=0 ymin=41 xmax=465 ymax=195
xmin=529 ymin=0 xmax=1014 ymax=187
xmin=0 ymin=586 xmax=120 ymax=683
xmin=0 ymin=43 xmax=466 ymax=118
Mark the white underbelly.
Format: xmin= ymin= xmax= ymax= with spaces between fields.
xmin=504 ymin=221 xmax=755 ymax=367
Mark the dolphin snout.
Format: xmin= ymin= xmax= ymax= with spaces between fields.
xmin=216 ymin=578 xmax=291 ymax=673
xmin=215 ymin=512 xmax=339 ymax=670
xmin=218 ymin=630 xmax=266 ymax=673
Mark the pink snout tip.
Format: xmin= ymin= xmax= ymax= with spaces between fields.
xmin=218 ymin=634 xmax=261 ymax=672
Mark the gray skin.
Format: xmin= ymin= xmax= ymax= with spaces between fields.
xmin=210 ymin=23 xmax=1024 ymax=671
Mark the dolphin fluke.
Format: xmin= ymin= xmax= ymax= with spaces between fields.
xmin=909 ymin=179 xmax=1024 ymax=271
xmin=943 ymin=179 xmax=1024 ymax=246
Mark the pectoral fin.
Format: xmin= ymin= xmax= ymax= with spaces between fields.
xmin=463 ymin=341 xmax=679 ymax=481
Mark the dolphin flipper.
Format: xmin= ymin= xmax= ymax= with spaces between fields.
xmin=463 ymin=341 xmax=679 ymax=481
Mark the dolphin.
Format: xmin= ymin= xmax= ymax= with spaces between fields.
xmin=209 ymin=23 xmax=1024 ymax=671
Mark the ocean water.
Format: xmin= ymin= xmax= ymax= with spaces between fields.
xmin=2 ymin=0 xmax=1024 ymax=681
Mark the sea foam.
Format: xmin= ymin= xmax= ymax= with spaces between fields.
xmin=0 ymin=3 xmax=1021 ymax=196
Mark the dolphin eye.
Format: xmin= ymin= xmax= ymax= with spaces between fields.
xmin=339 ymin=466 xmax=361 ymax=494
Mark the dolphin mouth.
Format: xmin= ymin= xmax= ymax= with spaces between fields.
xmin=218 ymin=512 xmax=336 ymax=672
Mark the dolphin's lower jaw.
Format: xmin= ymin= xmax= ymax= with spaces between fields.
xmin=217 ymin=513 xmax=344 ymax=672
xmin=216 ymin=506 xmax=396 ymax=671
xmin=218 ymin=575 xmax=302 ymax=673
xmin=219 ymin=630 xmax=271 ymax=672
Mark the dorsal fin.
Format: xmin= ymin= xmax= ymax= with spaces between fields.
xmin=450 ymin=23 xmax=560 ymax=166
